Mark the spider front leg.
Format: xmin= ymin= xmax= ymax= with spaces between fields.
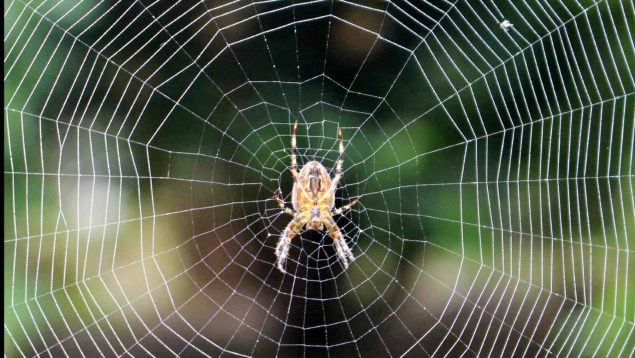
xmin=324 ymin=215 xmax=355 ymax=270
xmin=275 ymin=214 xmax=305 ymax=273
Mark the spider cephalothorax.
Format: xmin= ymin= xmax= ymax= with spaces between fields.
xmin=274 ymin=122 xmax=358 ymax=273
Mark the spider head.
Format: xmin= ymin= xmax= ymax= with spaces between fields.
xmin=306 ymin=206 xmax=324 ymax=230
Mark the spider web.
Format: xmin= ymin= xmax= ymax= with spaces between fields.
xmin=4 ymin=0 xmax=634 ymax=356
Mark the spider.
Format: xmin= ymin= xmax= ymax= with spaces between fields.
xmin=274 ymin=121 xmax=358 ymax=273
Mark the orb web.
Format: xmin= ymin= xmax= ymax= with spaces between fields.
xmin=4 ymin=0 xmax=634 ymax=356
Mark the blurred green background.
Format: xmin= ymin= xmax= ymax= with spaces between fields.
xmin=4 ymin=0 xmax=633 ymax=356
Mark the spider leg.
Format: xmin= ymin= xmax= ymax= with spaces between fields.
xmin=275 ymin=214 xmax=305 ymax=273
xmin=290 ymin=121 xmax=299 ymax=180
xmin=330 ymin=126 xmax=344 ymax=191
xmin=324 ymin=215 xmax=354 ymax=270
xmin=274 ymin=189 xmax=295 ymax=216
xmin=331 ymin=198 xmax=358 ymax=216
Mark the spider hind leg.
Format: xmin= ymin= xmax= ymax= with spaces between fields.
xmin=290 ymin=121 xmax=299 ymax=179
xmin=330 ymin=126 xmax=344 ymax=189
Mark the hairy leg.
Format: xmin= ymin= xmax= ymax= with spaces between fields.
xmin=290 ymin=121 xmax=299 ymax=179
xmin=274 ymin=189 xmax=295 ymax=216
xmin=331 ymin=198 xmax=358 ymax=216
xmin=330 ymin=126 xmax=344 ymax=190
xmin=324 ymin=216 xmax=354 ymax=269
xmin=275 ymin=214 xmax=305 ymax=273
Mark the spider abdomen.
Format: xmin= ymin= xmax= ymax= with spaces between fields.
xmin=292 ymin=161 xmax=333 ymax=212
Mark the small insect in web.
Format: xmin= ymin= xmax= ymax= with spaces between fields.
xmin=273 ymin=121 xmax=358 ymax=273
xmin=499 ymin=19 xmax=513 ymax=31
